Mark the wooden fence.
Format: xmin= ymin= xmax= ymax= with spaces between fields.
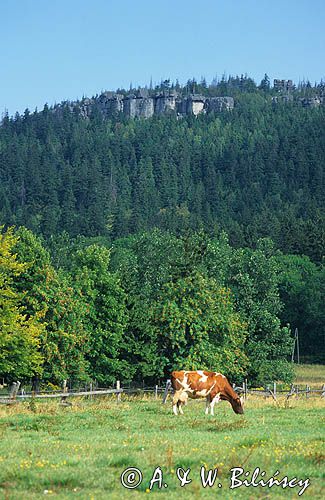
xmin=235 ymin=380 xmax=325 ymax=401
xmin=0 ymin=380 xmax=162 ymax=405
xmin=0 ymin=380 xmax=324 ymax=406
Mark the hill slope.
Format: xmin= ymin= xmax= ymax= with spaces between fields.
xmin=0 ymin=90 xmax=324 ymax=260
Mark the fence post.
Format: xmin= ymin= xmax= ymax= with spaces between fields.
xmin=9 ymin=381 xmax=20 ymax=400
xmin=267 ymin=383 xmax=277 ymax=402
xmin=322 ymin=385 xmax=325 ymax=398
xmin=116 ymin=380 xmax=121 ymax=403
xmin=162 ymin=379 xmax=171 ymax=404
xmin=245 ymin=379 xmax=248 ymax=400
xmin=90 ymin=382 xmax=93 ymax=402
xmin=155 ymin=385 xmax=158 ymax=400
xmin=60 ymin=380 xmax=68 ymax=405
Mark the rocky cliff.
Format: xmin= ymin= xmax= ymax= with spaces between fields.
xmin=75 ymin=89 xmax=235 ymax=120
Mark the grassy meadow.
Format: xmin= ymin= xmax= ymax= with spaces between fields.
xmin=294 ymin=364 xmax=325 ymax=388
xmin=0 ymin=392 xmax=324 ymax=499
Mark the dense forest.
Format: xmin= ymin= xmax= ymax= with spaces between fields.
xmin=1 ymin=76 xmax=325 ymax=260
xmin=0 ymin=75 xmax=324 ymax=387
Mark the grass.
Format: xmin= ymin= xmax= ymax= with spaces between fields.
xmin=294 ymin=364 xmax=325 ymax=388
xmin=0 ymin=393 xmax=324 ymax=499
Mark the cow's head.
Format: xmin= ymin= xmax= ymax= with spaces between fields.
xmin=231 ymin=395 xmax=244 ymax=414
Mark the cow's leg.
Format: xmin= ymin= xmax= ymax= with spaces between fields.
xmin=172 ymin=390 xmax=183 ymax=415
xmin=210 ymin=393 xmax=221 ymax=416
xmin=205 ymin=395 xmax=211 ymax=415
xmin=177 ymin=392 xmax=188 ymax=415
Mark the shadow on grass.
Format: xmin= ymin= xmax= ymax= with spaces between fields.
xmin=8 ymin=415 xmax=59 ymax=432
xmin=95 ymin=456 xmax=138 ymax=468
xmin=187 ymin=417 xmax=248 ymax=432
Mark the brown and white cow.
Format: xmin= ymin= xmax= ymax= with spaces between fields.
xmin=171 ymin=370 xmax=244 ymax=415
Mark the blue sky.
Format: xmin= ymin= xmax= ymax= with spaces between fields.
xmin=1 ymin=0 xmax=325 ymax=116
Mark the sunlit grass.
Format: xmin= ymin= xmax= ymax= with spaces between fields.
xmin=294 ymin=364 xmax=325 ymax=387
xmin=0 ymin=394 xmax=324 ymax=499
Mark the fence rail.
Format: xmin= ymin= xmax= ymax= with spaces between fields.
xmin=17 ymin=389 xmax=123 ymax=399
xmin=0 ymin=380 xmax=324 ymax=405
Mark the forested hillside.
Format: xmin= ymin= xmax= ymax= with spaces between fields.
xmin=0 ymin=78 xmax=324 ymax=261
xmin=0 ymin=77 xmax=324 ymax=386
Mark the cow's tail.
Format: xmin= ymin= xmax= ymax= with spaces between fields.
xmin=162 ymin=379 xmax=172 ymax=404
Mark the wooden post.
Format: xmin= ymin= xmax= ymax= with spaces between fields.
xmin=155 ymin=385 xmax=158 ymax=400
xmin=291 ymin=330 xmax=295 ymax=362
xmin=61 ymin=380 xmax=68 ymax=405
xmin=90 ymin=382 xmax=93 ymax=402
xmin=245 ymin=379 xmax=248 ymax=400
xmin=116 ymin=380 xmax=121 ymax=403
xmin=296 ymin=329 xmax=300 ymax=364
xmin=9 ymin=381 xmax=20 ymax=400
xmin=268 ymin=384 xmax=277 ymax=402
xmin=306 ymin=385 xmax=310 ymax=399
xmin=322 ymin=385 xmax=325 ymax=398
xmin=162 ymin=379 xmax=171 ymax=404
xmin=286 ymin=384 xmax=295 ymax=400
xmin=273 ymin=382 xmax=276 ymax=400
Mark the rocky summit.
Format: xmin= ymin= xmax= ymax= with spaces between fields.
xmin=72 ymin=90 xmax=235 ymax=120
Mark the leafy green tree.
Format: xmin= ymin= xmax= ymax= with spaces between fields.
xmin=72 ymin=244 xmax=129 ymax=384
xmin=13 ymin=227 xmax=89 ymax=384
xmin=112 ymin=230 xmax=248 ymax=381
xmin=153 ymin=271 xmax=248 ymax=380
xmin=0 ymin=226 xmax=43 ymax=380
xmin=278 ymin=253 xmax=325 ymax=362
xmin=228 ymin=239 xmax=294 ymax=384
xmin=111 ymin=230 xmax=183 ymax=381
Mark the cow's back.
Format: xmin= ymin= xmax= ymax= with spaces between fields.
xmin=171 ymin=370 xmax=223 ymax=395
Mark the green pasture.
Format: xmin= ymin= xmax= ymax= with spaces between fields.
xmin=0 ymin=391 xmax=324 ymax=499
